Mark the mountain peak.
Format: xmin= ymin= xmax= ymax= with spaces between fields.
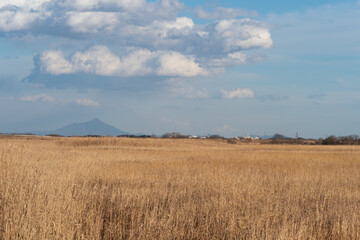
xmin=87 ymin=118 xmax=103 ymax=124
xmin=37 ymin=119 xmax=129 ymax=136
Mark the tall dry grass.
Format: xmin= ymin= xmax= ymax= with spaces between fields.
xmin=0 ymin=136 xmax=360 ymax=239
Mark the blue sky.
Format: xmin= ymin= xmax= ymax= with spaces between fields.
xmin=182 ymin=0 xmax=352 ymax=14
xmin=0 ymin=0 xmax=360 ymax=138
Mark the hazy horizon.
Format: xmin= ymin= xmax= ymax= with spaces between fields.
xmin=1 ymin=0 xmax=360 ymax=139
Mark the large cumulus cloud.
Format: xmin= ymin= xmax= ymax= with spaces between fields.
xmin=1 ymin=0 xmax=273 ymax=88
xmin=39 ymin=45 xmax=208 ymax=77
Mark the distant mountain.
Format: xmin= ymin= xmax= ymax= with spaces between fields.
xmin=35 ymin=119 xmax=129 ymax=136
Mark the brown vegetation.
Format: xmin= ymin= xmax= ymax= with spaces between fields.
xmin=1 ymin=136 xmax=360 ymax=239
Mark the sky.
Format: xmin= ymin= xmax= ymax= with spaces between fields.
xmin=0 ymin=0 xmax=360 ymax=138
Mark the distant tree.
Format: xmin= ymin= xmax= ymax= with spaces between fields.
xmin=272 ymin=133 xmax=285 ymax=139
xmin=208 ymin=135 xmax=224 ymax=139
xmin=161 ymin=132 xmax=183 ymax=138
xmin=342 ymin=135 xmax=360 ymax=145
xmin=117 ymin=134 xmax=137 ymax=138
xmin=46 ymin=134 xmax=64 ymax=137
xmin=318 ymin=135 xmax=360 ymax=145
xmin=322 ymin=136 xmax=339 ymax=145
xmin=315 ymin=138 xmax=324 ymax=145
xmin=137 ymin=135 xmax=152 ymax=138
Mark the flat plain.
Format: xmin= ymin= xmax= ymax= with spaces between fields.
xmin=1 ymin=136 xmax=360 ymax=239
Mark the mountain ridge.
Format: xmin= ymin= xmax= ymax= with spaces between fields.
xmin=34 ymin=119 xmax=128 ymax=136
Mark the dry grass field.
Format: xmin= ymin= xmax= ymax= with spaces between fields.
xmin=1 ymin=136 xmax=360 ymax=239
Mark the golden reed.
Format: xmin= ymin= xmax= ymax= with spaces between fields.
xmin=1 ymin=136 xmax=359 ymax=239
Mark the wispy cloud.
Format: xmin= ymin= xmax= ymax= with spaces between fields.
xmin=20 ymin=94 xmax=55 ymax=102
xmin=66 ymin=11 xmax=119 ymax=33
xmin=19 ymin=94 xmax=100 ymax=107
xmin=75 ymin=98 xmax=100 ymax=107
xmin=221 ymin=88 xmax=255 ymax=99
xmin=307 ymin=94 xmax=326 ymax=101
xmin=194 ymin=7 xmax=258 ymax=19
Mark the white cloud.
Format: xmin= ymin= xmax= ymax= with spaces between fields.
xmin=2 ymin=0 xmax=274 ymax=84
xmin=215 ymin=19 xmax=273 ymax=51
xmin=0 ymin=10 xmax=48 ymax=31
xmin=0 ymin=0 xmax=51 ymax=31
xmin=221 ymin=88 xmax=255 ymax=99
xmin=20 ymin=94 xmax=55 ymax=102
xmin=158 ymin=0 xmax=184 ymax=14
xmin=75 ymin=98 xmax=100 ymax=107
xmin=0 ymin=0 xmax=274 ymax=61
xmin=156 ymin=17 xmax=194 ymax=38
xmin=157 ymin=52 xmax=208 ymax=77
xmin=120 ymin=16 xmax=194 ymax=43
xmin=40 ymin=46 xmax=209 ymax=77
xmin=63 ymin=0 xmax=146 ymax=11
xmin=210 ymin=52 xmax=247 ymax=68
xmin=161 ymin=16 xmax=194 ymax=30
xmin=208 ymin=52 xmax=264 ymax=70
xmin=39 ymin=44 xmax=266 ymax=78
xmin=0 ymin=0 xmax=51 ymax=10
xmin=66 ymin=11 xmax=119 ymax=33
xmin=71 ymin=45 xmax=122 ymax=76
xmin=127 ymin=0 xmax=184 ymax=23
xmin=197 ymin=31 xmax=209 ymax=37
xmin=40 ymin=46 xmax=154 ymax=77
xmin=0 ymin=0 xmax=185 ymax=33
xmin=195 ymin=7 xmax=258 ymax=19
xmin=118 ymin=49 xmax=156 ymax=76
xmin=40 ymin=50 xmax=74 ymax=75
xmin=19 ymin=93 xmax=100 ymax=107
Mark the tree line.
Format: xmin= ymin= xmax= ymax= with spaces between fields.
xmin=315 ymin=135 xmax=360 ymax=145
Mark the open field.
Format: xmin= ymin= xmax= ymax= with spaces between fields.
xmin=1 ymin=136 xmax=360 ymax=239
